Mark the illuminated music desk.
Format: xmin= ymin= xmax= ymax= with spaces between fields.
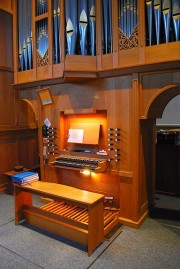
xmin=14 ymin=181 xmax=118 ymax=256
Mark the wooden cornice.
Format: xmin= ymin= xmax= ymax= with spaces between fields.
xmin=12 ymin=60 xmax=180 ymax=90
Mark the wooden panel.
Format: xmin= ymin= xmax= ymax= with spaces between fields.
xmin=145 ymin=42 xmax=180 ymax=64
xmin=18 ymin=132 xmax=39 ymax=168
xmin=37 ymin=65 xmax=52 ymax=81
xmin=118 ymin=48 xmax=139 ymax=67
xmin=65 ymin=55 xmax=96 ymax=71
xmin=43 ymin=164 xmax=62 ymax=183
xmin=119 ymin=180 xmax=133 ymax=220
xmin=0 ymin=10 xmax=13 ymax=67
xmin=139 ymin=119 xmax=156 ymax=210
xmin=14 ymin=189 xmax=32 ymax=224
xmin=102 ymin=54 xmax=113 ymax=70
xmin=0 ymin=0 xmax=13 ymax=14
xmin=0 ymin=71 xmax=15 ymax=126
xmin=61 ymin=169 xmax=120 ymax=207
xmin=16 ymin=69 xmax=36 ymax=84
xmin=0 ymin=136 xmax=18 ymax=186
xmin=52 ymin=63 xmax=64 ymax=78
xmin=24 ymin=210 xmax=88 ymax=245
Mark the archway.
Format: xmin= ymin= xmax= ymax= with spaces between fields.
xmin=145 ymin=85 xmax=180 ymax=119
xmin=143 ymin=84 xmax=180 ymax=210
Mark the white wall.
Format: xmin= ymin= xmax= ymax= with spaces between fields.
xmin=156 ymin=95 xmax=180 ymax=126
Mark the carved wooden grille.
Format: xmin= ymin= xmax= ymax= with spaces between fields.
xmin=118 ymin=25 xmax=138 ymax=50
xmin=37 ymin=50 xmax=49 ymax=67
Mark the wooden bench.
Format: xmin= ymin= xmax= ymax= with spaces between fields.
xmin=14 ymin=181 xmax=119 ymax=256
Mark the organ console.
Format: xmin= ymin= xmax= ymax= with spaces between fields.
xmin=51 ymin=155 xmax=107 ymax=173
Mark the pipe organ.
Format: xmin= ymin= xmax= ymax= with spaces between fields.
xmin=15 ymin=0 xmax=180 ymax=77
xmin=7 ymin=0 xmax=180 ymax=228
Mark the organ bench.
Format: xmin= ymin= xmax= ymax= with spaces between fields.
xmin=14 ymin=181 xmax=119 ymax=256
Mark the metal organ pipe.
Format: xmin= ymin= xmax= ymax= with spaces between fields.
xmin=162 ymin=0 xmax=171 ymax=43
xmin=78 ymin=0 xmax=88 ymax=55
xmin=65 ymin=0 xmax=78 ymax=55
xmin=89 ymin=0 xmax=96 ymax=56
xmin=36 ymin=0 xmax=48 ymax=16
xmin=101 ymin=0 xmax=112 ymax=54
xmin=16 ymin=0 xmax=179 ymax=72
xmin=172 ymin=0 xmax=180 ymax=41
xmin=145 ymin=0 xmax=179 ymax=45
xmin=153 ymin=0 xmax=161 ymax=45
xmin=53 ymin=0 xmax=60 ymax=64
xmin=118 ymin=0 xmax=138 ymax=38
xmin=18 ymin=0 xmax=32 ymax=71
xmin=65 ymin=0 xmax=95 ymax=55
xmin=36 ymin=19 xmax=48 ymax=58
xmin=146 ymin=0 xmax=153 ymax=46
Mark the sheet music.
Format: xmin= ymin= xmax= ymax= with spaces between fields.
xmin=68 ymin=129 xmax=84 ymax=143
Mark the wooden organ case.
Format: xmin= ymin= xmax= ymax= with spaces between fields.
xmin=11 ymin=0 xmax=180 ymax=233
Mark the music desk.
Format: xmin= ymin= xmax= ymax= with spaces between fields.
xmin=14 ymin=181 xmax=106 ymax=256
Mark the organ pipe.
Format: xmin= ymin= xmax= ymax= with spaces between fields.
xmin=162 ymin=0 xmax=171 ymax=43
xmin=16 ymin=0 xmax=180 ymax=72
xmin=172 ymin=0 xmax=180 ymax=41
xmin=146 ymin=0 xmax=153 ymax=46
xmin=36 ymin=19 xmax=48 ymax=58
xmin=154 ymin=0 xmax=161 ymax=45
xmin=18 ymin=0 xmax=32 ymax=71
xmin=36 ymin=0 xmax=48 ymax=16
xmin=101 ymin=0 xmax=112 ymax=54
xmin=119 ymin=0 xmax=138 ymax=37
xmin=89 ymin=0 xmax=96 ymax=56
xmin=78 ymin=0 xmax=88 ymax=55
xmin=145 ymin=0 xmax=179 ymax=45
xmin=65 ymin=0 xmax=78 ymax=55
xmin=53 ymin=0 xmax=60 ymax=64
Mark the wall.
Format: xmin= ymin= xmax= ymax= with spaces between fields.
xmin=0 ymin=10 xmax=39 ymax=191
xmin=156 ymin=95 xmax=180 ymax=126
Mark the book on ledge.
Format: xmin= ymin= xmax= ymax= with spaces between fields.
xmin=11 ymin=172 xmax=39 ymax=185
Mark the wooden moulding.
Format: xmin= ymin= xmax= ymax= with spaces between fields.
xmin=64 ymin=108 xmax=96 ymax=115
